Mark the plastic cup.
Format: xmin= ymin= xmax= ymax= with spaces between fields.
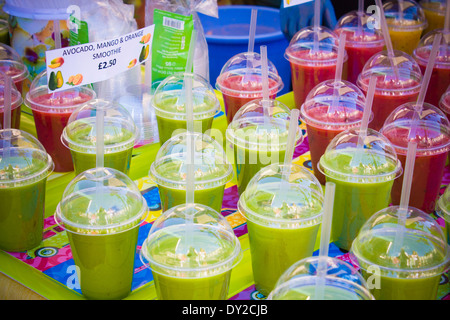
xmin=149 ymin=132 xmax=233 ymax=213
xmin=413 ymin=29 xmax=450 ymax=107
xmin=0 ymin=58 xmax=29 ymax=96
xmin=226 ymin=99 xmax=302 ymax=195
xmin=334 ymin=11 xmax=386 ymax=84
xmin=300 ymin=80 xmax=368 ymax=185
xmin=380 ymin=101 xmax=450 ymax=213
xmin=55 ymin=167 xmax=148 ymax=300
xmin=238 ymin=163 xmax=324 ymax=296
xmin=152 ymin=72 xmax=220 ymax=145
xmin=140 ymin=203 xmax=242 ymax=300
xmin=383 ymin=0 xmax=428 ymax=55
xmin=61 ymin=99 xmax=138 ymax=176
xmin=350 ymin=206 xmax=449 ymax=300
xmin=440 ymin=86 xmax=450 ymax=119
xmin=268 ymin=256 xmax=374 ymax=300
xmin=0 ymin=129 xmax=54 ymax=251
xmin=318 ymin=128 xmax=402 ymax=251
xmin=215 ymin=51 xmax=283 ymax=124
xmin=437 ymin=185 xmax=450 ymax=245
xmin=357 ymin=50 xmax=422 ymax=131
xmin=0 ymin=82 xmax=22 ymax=129
xmin=25 ymin=71 xmax=96 ymax=172
xmin=420 ymin=0 xmax=447 ymax=34
xmin=285 ymin=26 xmax=347 ymax=109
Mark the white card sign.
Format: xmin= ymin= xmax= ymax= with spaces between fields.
xmin=283 ymin=0 xmax=313 ymax=8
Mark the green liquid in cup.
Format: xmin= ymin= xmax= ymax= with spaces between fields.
xmin=0 ymin=160 xmax=47 ymax=252
xmin=156 ymin=116 xmax=214 ymax=147
xmin=272 ymin=284 xmax=365 ymax=300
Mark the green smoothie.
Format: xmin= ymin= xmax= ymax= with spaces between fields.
xmin=319 ymin=137 xmax=401 ymax=251
xmin=437 ymin=188 xmax=450 ymax=246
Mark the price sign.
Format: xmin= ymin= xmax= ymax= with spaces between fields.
xmin=283 ymin=0 xmax=313 ymax=8
xmin=45 ymin=25 xmax=155 ymax=92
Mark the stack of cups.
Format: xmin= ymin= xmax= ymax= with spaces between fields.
xmin=152 ymin=72 xmax=220 ymax=145
xmin=226 ymin=99 xmax=302 ymax=195
xmin=383 ymin=0 xmax=428 ymax=55
xmin=25 ymin=71 xmax=96 ymax=172
xmin=357 ymin=50 xmax=423 ymax=131
xmin=300 ymin=79 xmax=368 ymax=184
xmin=55 ymin=167 xmax=148 ymax=300
xmin=238 ymin=163 xmax=324 ymax=296
xmin=0 ymin=129 xmax=54 ymax=251
xmin=413 ymin=29 xmax=450 ymax=107
xmin=380 ymin=102 xmax=450 ymax=213
xmin=0 ymin=43 xmax=29 ymax=96
xmin=284 ymin=26 xmax=345 ymax=109
xmin=149 ymin=132 xmax=233 ymax=213
xmin=140 ymin=203 xmax=242 ymax=300
xmin=268 ymin=256 xmax=374 ymax=300
xmin=61 ymin=99 xmax=139 ymax=176
xmin=0 ymin=78 xmax=22 ymax=129
xmin=351 ymin=206 xmax=449 ymax=300
xmin=215 ymin=52 xmax=284 ymax=123
xmin=318 ymin=128 xmax=403 ymax=251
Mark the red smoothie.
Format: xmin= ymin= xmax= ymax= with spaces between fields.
xmin=0 ymin=61 xmax=29 ymax=96
xmin=0 ymin=86 xmax=22 ymax=129
xmin=287 ymin=49 xmax=344 ymax=109
xmin=26 ymin=89 xmax=95 ymax=172
xmin=382 ymin=126 xmax=450 ymax=213
xmin=217 ymin=74 xmax=279 ymax=123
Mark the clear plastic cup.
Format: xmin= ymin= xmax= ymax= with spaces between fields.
xmin=357 ymin=50 xmax=422 ymax=131
xmin=380 ymin=102 xmax=450 ymax=213
xmin=334 ymin=10 xmax=385 ymax=84
xmin=140 ymin=203 xmax=242 ymax=300
xmin=268 ymin=256 xmax=374 ymax=300
xmin=300 ymin=79 xmax=368 ymax=185
xmin=383 ymin=0 xmax=428 ymax=55
xmin=149 ymin=132 xmax=233 ymax=213
xmin=350 ymin=206 xmax=449 ymax=300
xmin=226 ymin=98 xmax=303 ymax=195
xmin=216 ymin=51 xmax=284 ymax=123
xmin=238 ymin=163 xmax=324 ymax=296
xmin=420 ymin=0 xmax=447 ymax=34
xmin=318 ymin=128 xmax=403 ymax=251
xmin=55 ymin=167 xmax=148 ymax=300
xmin=25 ymin=71 xmax=96 ymax=172
xmin=437 ymin=185 xmax=450 ymax=245
xmin=0 ymin=43 xmax=22 ymax=62
xmin=0 ymin=58 xmax=29 ymax=96
xmin=440 ymin=86 xmax=450 ymax=118
xmin=0 ymin=129 xmax=54 ymax=251
xmin=0 ymin=81 xmax=22 ymax=129
xmin=152 ymin=72 xmax=220 ymax=145
xmin=413 ymin=29 xmax=450 ymax=107
xmin=61 ymin=99 xmax=139 ymax=176
xmin=285 ymin=26 xmax=346 ymax=109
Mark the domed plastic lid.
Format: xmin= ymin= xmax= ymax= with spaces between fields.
xmin=149 ymin=131 xmax=233 ymax=190
xmin=436 ymin=185 xmax=450 ymax=223
xmin=140 ymin=203 xmax=242 ymax=278
xmin=61 ymin=99 xmax=139 ymax=154
xmin=152 ymin=72 xmax=220 ymax=120
xmin=380 ymin=102 xmax=450 ymax=155
xmin=413 ymin=29 xmax=450 ymax=68
xmin=226 ymin=98 xmax=303 ymax=151
xmin=268 ymin=256 xmax=374 ymax=300
xmin=301 ymin=79 xmax=369 ymax=130
xmin=357 ymin=50 xmax=422 ymax=95
xmin=318 ymin=128 xmax=402 ymax=183
xmin=215 ymin=51 xmax=283 ymax=97
xmin=25 ymin=70 xmax=96 ymax=113
xmin=0 ymin=60 xmax=29 ymax=84
xmin=383 ymin=0 xmax=428 ymax=31
xmin=0 ymin=83 xmax=23 ymax=118
xmin=0 ymin=43 xmax=22 ymax=62
xmin=285 ymin=26 xmax=344 ymax=65
xmin=351 ymin=206 xmax=449 ymax=278
xmin=440 ymin=86 xmax=450 ymax=115
xmin=334 ymin=10 xmax=385 ymax=46
xmin=0 ymin=129 xmax=54 ymax=187
xmin=55 ymin=167 xmax=148 ymax=235
xmin=238 ymin=163 xmax=324 ymax=227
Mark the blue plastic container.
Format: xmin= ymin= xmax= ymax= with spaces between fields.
xmin=198 ymin=5 xmax=291 ymax=95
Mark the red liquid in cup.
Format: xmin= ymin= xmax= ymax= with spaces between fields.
xmin=304 ymin=104 xmax=364 ymax=184
xmin=415 ymin=48 xmax=450 ymax=108
xmin=30 ymin=91 xmax=93 ymax=172
xmin=345 ymin=42 xmax=385 ymax=85
xmin=0 ymin=64 xmax=27 ymax=95
xmin=359 ymin=77 xmax=420 ymax=131
xmin=0 ymin=89 xmax=22 ymax=129
xmin=219 ymin=75 xmax=278 ymax=123
xmin=383 ymin=126 xmax=450 ymax=213
xmin=289 ymin=50 xmax=341 ymax=109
